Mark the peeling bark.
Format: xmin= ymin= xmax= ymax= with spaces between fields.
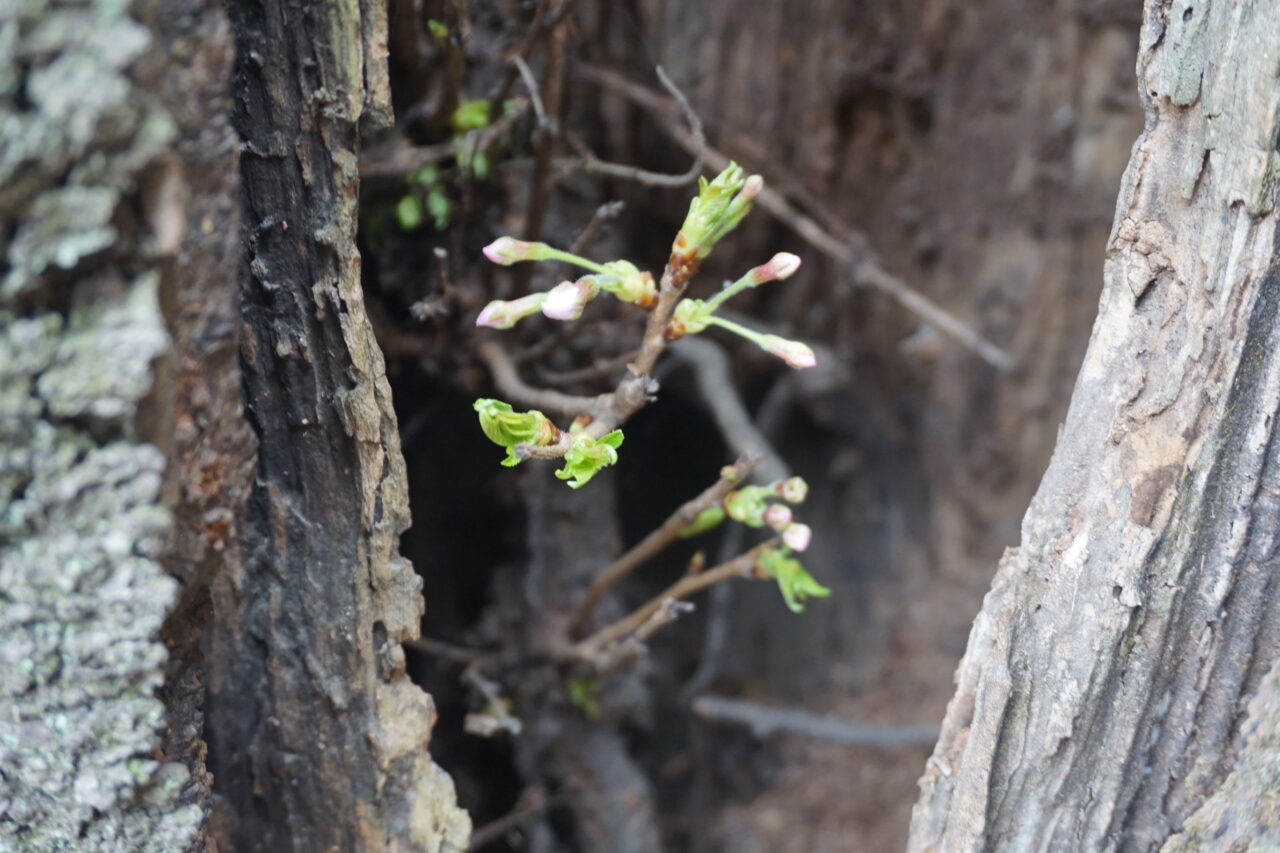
xmin=910 ymin=2 xmax=1280 ymax=850
xmin=204 ymin=1 xmax=467 ymax=850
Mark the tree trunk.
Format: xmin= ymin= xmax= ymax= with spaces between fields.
xmin=2 ymin=1 xmax=467 ymax=850
xmin=204 ymin=1 xmax=467 ymax=850
xmin=910 ymin=2 xmax=1280 ymax=849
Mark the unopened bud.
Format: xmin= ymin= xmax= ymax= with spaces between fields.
xmin=482 ymin=236 xmax=547 ymax=265
xmin=599 ymin=261 xmax=656 ymax=306
xmin=775 ymin=476 xmax=809 ymax=504
xmin=763 ymin=504 xmax=793 ymax=531
xmin=760 ymin=335 xmax=817 ymax=369
xmin=747 ymin=252 xmax=802 ymax=285
xmin=476 ymin=293 xmax=547 ymax=329
xmin=782 ymin=522 xmax=812 ymax=552
xmin=541 ymin=276 xmax=600 ymax=321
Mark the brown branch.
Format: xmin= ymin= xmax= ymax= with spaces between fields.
xmin=570 ymin=455 xmax=757 ymax=636
xmin=478 ymin=340 xmax=603 ymax=417
xmin=575 ymin=61 xmax=1016 ymax=373
xmin=517 ymin=0 xmax=568 ymax=292
xmin=568 ymin=200 xmax=626 ymax=256
xmin=571 ymin=541 xmax=773 ymax=662
xmin=536 ymin=348 xmax=641 ymax=386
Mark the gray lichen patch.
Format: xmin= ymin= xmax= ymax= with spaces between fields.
xmin=0 ymin=1 xmax=201 ymax=850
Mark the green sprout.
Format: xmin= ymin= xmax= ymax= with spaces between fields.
xmin=474 ymin=398 xmax=558 ymax=466
xmin=555 ymin=431 xmax=624 ymax=489
xmin=757 ymin=548 xmax=831 ymax=613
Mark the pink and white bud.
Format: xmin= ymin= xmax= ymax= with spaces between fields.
xmin=482 ymin=236 xmax=544 ymax=266
xmin=740 ymin=174 xmax=764 ymax=203
xmin=776 ymin=476 xmax=809 ymax=504
xmin=748 ymin=252 xmax=802 ymax=285
xmin=763 ymin=503 xmax=793 ymax=531
xmin=760 ymin=335 xmax=817 ymax=369
xmin=541 ymin=276 xmax=599 ymax=321
xmin=782 ymin=522 xmax=812 ymax=552
xmin=475 ymin=293 xmax=547 ymax=329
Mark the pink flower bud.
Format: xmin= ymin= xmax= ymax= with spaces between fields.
xmin=740 ymin=175 xmax=764 ymax=203
xmin=482 ymin=236 xmax=544 ymax=265
xmin=782 ymin=522 xmax=812 ymax=552
xmin=760 ymin=335 xmax=817 ymax=369
xmin=748 ymin=252 xmax=802 ymax=285
xmin=475 ymin=293 xmax=547 ymax=329
xmin=541 ymin=276 xmax=599 ymax=321
xmin=763 ymin=504 xmax=793 ymax=531
xmin=775 ymin=476 xmax=809 ymax=504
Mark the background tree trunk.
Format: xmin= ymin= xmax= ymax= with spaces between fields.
xmin=910 ymin=1 xmax=1280 ymax=849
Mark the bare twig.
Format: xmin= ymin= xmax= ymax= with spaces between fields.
xmin=518 ymin=0 xmax=569 ymax=290
xmin=590 ymin=598 xmax=696 ymax=671
xmin=571 ymin=541 xmax=773 ymax=662
xmin=575 ymin=62 xmax=1015 ymax=372
xmin=669 ymin=337 xmax=789 ymax=483
xmin=463 ymin=666 xmax=522 ymax=737
xmin=536 ymin=348 xmax=641 ymax=386
xmin=568 ymin=200 xmax=626 ymax=256
xmin=692 ymin=695 xmax=939 ymax=748
xmin=570 ymin=455 xmax=757 ymax=636
xmin=511 ymin=54 xmax=549 ymax=129
xmin=478 ymin=340 xmax=603 ymax=417
xmin=564 ymin=66 xmax=704 ymax=188
xmin=404 ymin=635 xmax=493 ymax=664
xmin=468 ymin=789 xmax=558 ymax=851
xmin=359 ymin=97 xmax=529 ymax=181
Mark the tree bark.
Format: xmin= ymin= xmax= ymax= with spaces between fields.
xmin=910 ymin=2 xmax=1280 ymax=850
xmin=204 ymin=1 xmax=467 ymax=850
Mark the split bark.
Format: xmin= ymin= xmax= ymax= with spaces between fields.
xmin=204 ymin=1 xmax=468 ymax=850
xmin=910 ymin=2 xmax=1280 ymax=850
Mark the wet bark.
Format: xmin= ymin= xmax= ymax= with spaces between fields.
xmin=910 ymin=2 xmax=1280 ymax=849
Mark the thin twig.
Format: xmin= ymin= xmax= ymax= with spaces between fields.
xmin=669 ymin=337 xmax=789 ymax=483
xmin=511 ymin=54 xmax=549 ymax=129
xmin=590 ymin=598 xmax=696 ymax=671
xmin=571 ymin=541 xmax=773 ymax=662
xmin=692 ymin=695 xmax=939 ymax=748
xmin=536 ymin=348 xmax=640 ymax=386
xmin=468 ymin=789 xmax=560 ymax=851
xmin=359 ymin=97 xmax=529 ymax=181
xmin=568 ymin=200 xmax=626 ymax=256
xmin=570 ymin=455 xmax=757 ymax=636
xmin=575 ymin=62 xmax=1015 ymax=372
xmin=404 ymin=636 xmax=493 ymax=664
xmin=478 ymin=340 xmax=603 ymax=417
xmin=563 ymin=66 xmax=704 ymax=188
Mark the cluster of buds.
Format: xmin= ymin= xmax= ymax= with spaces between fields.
xmin=663 ymin=251 xmax=815 ymax=370
xmin=476 ymin=239 xmax=659 ymax=331
xmin=679 ymin=475 xmax=813 ymax=553
xmin=671 ymin=162 xmax=763 ymax=269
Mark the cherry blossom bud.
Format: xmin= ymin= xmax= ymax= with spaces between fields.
xmin=782 ymin=522 xmax=812 ymax=552
xmin=475 ymin=293 xmax=547 ymax=329
xmin=763 ymin=504 xmax=793 ymax=531
xmin=760 ymin=335 xmax=817 ymax=369
xmin=541 ymin=276 xmax=600 ymax=321
xmin=747 ymin=252 xmax=802 ymax=285
xmin=482 ymin=236 xmax=547 ymax=265
xmin=775 ymin=476 xmax=809 ymax=504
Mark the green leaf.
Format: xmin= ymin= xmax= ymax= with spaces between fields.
xmin=555 ymin=431 xmax=624 ymax=489
xmin=757 ymin=548 xmax=831 ymax=613
xmin=452 ymin=99 xmax=492 ymax=133
xmin=409 ymin=164 xmax=439 ymax=186
xmin=677 ymin=505 xmax=726 ymax=538
xmin=723 ymin=485 xmax=772 ymax=527
xmin=474 ymin=399 xmax=555 ymax=464
xmin=395 ymin=195 xmax=424 ymax=230
xmin=471 ymin=149 xmax=490 ymax=180
xmin=566 ymin=676 xmax=600 ymax=719
xmin=427 ymin=19 xmax=448 ymax=40
xmin=427 ymin=186 xmax=451 ymax=229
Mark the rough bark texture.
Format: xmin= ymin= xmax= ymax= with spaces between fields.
xmin=204 ymin=1 xmax=468 ymax=850
xmin=0 ymin=1 xmax=203 ymax=848
xmin=910 ymin=1 xmax=1280 ymax=849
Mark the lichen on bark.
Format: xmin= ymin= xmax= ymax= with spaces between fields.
xmin=0 ymin=4 xmax=199 ymax=846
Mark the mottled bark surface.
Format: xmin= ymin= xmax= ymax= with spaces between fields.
xmin=205 ymin=0 xmax=468 ymax=850
xmin=910 ymin=1 xmax=1280 ymax=849
xmin=0 ymin=1 xmax=203 ymax=848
